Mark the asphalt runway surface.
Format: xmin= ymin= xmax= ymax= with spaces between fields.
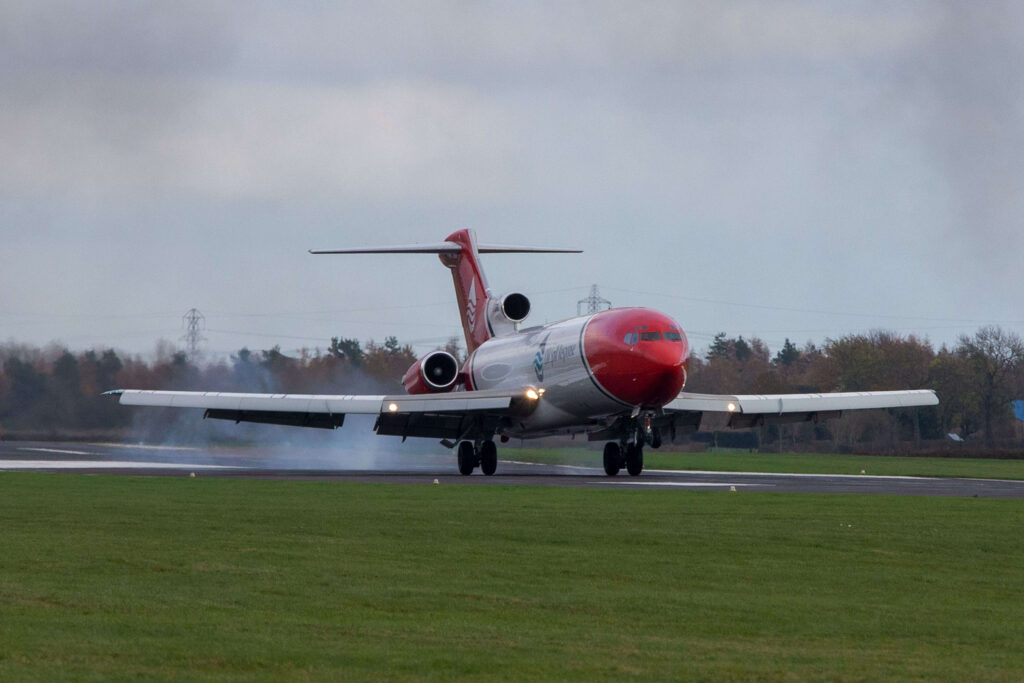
xmin=3 ymin=440 xmax=1024 ymax=498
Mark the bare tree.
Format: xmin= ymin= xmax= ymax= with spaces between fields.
xmin=957 ymin=326 xmax=1024 ymax=446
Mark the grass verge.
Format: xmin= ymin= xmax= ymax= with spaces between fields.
xmin=2 ymin=473 xmax=1024 ymax=680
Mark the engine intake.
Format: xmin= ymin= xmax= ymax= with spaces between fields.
xmin=402 ymin=351 xmax=460 ymax=394
xmin=500 ymin=293 xmax=531 ymax=323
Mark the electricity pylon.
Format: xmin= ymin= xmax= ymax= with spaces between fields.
xmin=577 ymin=285 xmax=612 ymax=315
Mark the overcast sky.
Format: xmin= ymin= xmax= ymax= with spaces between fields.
xmin=2 ymin=1 xmax=1022 ymax=361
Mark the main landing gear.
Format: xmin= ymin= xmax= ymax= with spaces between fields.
xmin=603 ymin=418 xmax=662 ymax=477
xmin=603 ymin=442 xmax=644 ymax=477
xmin=457 ymin=440 xmax=498 ymax=476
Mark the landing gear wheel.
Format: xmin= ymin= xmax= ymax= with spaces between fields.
xmin=480 ymin=440 xmax=498 ymax=476
xmin=457 ymin=441 xmax=476 ymax=476
xmin=603 ymin=442 xmax=621 ymax=476
xmin=650 ymin=428 xmax=662 ymax=449
xmin=626 ymin=443 xmax=644 ymax=476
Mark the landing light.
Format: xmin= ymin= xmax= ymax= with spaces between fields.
xmin=388 ymin=402 xmax=399 ymax=412
xmin=526 ymin=389 xmax=540 ymax=400
xmin=727 ymin=402 xmax=737 ymax=412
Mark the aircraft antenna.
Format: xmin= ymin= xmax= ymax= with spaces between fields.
xmin=181 ymin=308 xmax=206 ymax=360
xmin=577 ymin=284 xmax=612 ymax=316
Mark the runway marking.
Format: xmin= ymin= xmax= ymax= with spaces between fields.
xmin=87 ymin=442 xmax=202 ymax=452
xmin=644 ymin=468 xmax=947 ymax=481
xmin=643 ymin=470 xmax=1024 ymax=485
xmin=504 ymin=459 xmax=600 ymax=472
xmin=0 ymin=460 xmax=236 ymax=470
xmin=504 ymin=462 xmax=998 ymax=483
xmin=594 ymin=481 xmax=773 ymax=488
xmin=19 ymin=447 xmax=96 ymax=456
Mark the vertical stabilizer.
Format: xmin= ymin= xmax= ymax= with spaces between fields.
xmin=439 ymin=229 xmax=491 ymax=353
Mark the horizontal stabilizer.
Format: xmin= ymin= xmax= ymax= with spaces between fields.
xmin=310 ymin=242 xmax=581 ymax=255
xmin=477 ymin=244 xmax=581 ymax=254
xmin=310 ymin=242 xmax=462 ymax=255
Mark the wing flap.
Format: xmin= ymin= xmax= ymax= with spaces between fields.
xmin=204 ymin=409 xmax=346 ymax=430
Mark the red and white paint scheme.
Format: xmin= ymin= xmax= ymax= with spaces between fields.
xmin=109 ymin=229 xmax=938 ymax=476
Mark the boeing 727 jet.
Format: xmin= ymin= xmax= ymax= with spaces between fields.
xmin=109 ymin=229 xmax=938 ymax=476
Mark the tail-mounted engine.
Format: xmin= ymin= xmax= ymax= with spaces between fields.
xmin=402 ymin=350 xmax=461 ymax=394
xmin=486 ymin=292 xmax=531 ymax=336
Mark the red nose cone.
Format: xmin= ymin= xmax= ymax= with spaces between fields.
xmin=583 ymin=308 xmax=689 ymax=408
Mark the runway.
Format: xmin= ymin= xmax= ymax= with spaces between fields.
xmin=3 ymin=440 xmax=1024 ymax=498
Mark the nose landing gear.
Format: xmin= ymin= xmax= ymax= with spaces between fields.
xmin=641 ymin=415 xmax=662 ymax=449
xmin=456 ymin=440 xmax=498 ymax=476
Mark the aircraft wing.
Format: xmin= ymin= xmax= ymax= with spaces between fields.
xmin=106 ymin=388 xmax=535 ymax=441
xmin=663 ymin=389 xmax=939 ymax=429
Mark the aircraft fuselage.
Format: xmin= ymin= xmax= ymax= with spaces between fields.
xmin=465 ymin=306 xmax=689 ymax=436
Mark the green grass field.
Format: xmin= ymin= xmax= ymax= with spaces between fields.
xmin=2 ymin=473 xmax=1023 ymax=681
xmin=510 ymin=447 xmax=1024 ymax=480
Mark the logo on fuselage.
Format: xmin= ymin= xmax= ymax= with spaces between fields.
xmin=534 ymin=333 xmax=549 ymax=381
xmin=533 ymin=333 xmax=579 ymax=383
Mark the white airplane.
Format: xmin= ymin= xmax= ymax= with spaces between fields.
xmin=108 ymin=229 xmax=938 ymax=476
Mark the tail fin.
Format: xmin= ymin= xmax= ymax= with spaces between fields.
xmin=440 ymin=230 xmax=491 ymax=353
xmin=310 ymin=229 xmax=580 ymax=354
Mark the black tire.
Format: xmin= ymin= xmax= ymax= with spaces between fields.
xmin=626 ymin=443 xmax=644 ymax=476
xmin=457 ymin=441 xmax=476 ymax=475
xmin=650 ymin=429 xmax=662 ymax=449
xmin=603 ymin=442 xmax=621 ymax=476
xmin=480 ymin=440 xmax=498 ymax=476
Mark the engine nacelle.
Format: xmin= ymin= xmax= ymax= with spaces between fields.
xmin=402 ymin=350 xmax=460 ymax=394
xmin=486 ymin=292 xmax=531 ymax=336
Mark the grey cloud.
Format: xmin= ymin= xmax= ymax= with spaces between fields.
xmin=229 ymin=1 xmax=931 ymax=83
xmin=869 ymin=1 xmax=1024 ymax=287
xmin=0 ymin=1 xmax=237 ymax=77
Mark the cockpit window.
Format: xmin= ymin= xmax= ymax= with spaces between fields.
xmin=664 ymin=331 xmax=682 ymax=341
xmin=623 ymin=333 xmax=639 ymax=344
xmin=639 ymin=331 xmax=662 ymax=341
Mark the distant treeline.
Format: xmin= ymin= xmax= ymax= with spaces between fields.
xmin=0 ymin=336 xmax=425 ymax=439
xmin=685 ymin=326 xmax=1023 ymax=450
xmin=1 ymin=328 xmax=1022 ymax=450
